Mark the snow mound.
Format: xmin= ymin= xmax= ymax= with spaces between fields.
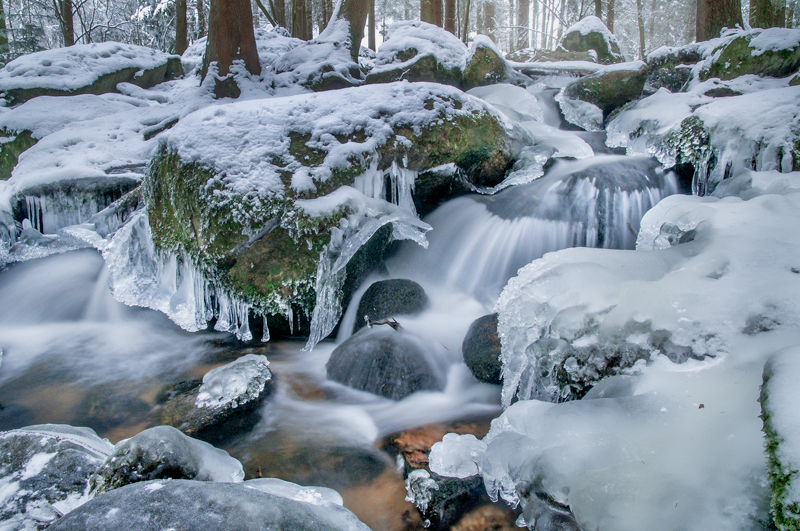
xmin=245 ymin=478 xmax=344 ymax=506
xmin=0 ymin=42 xmax=178 ymax=92
xmin=371 ymin=20 xmax=467 ymax=74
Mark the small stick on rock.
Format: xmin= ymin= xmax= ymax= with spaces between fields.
xmin=367 ymin=316 xmax=403 ymax=331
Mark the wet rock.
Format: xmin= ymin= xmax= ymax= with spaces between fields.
xmin=365 ymin=21 xmax=466 ymax=87
xmin=562 ymin=61 xmax=649 ymax=117
xmin=0 ymin=424 xmax=113 ymax=530
xmin=353 ymin=279 xmax=429 ymax=333
xmin=557 ymin=16 xmax=624 ymax=65
xmin=155 ymin=354 xmax=273 ymax=444
xmin=90 ymin=425 xmax=244 ymax=494
xmin=406 ymin=469 xmax=487 ymax=530
xmin=451 ymin=504 xmax=519 ymax=531
xmin=326 ymin=327 xmax=447 ymax=400
xmin=461 ymin=313 xmax=502 ymax=384
xmin=49 ymin=479 xmax=372 ymax=531
xmin=462 ymin=36 xmax=509 ymax=91
xmin=0 ymin=43 xmax=182 ymax=106
xmin=702 ymin=28 xmax=800 ymax=81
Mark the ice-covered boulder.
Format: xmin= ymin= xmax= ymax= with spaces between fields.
xmin=0 ymin=42 xmax=182 ymax=106
xmin=406 ymin=468 xmax=488 ymax=530
xmin=156 ymin=355 xmax=272 ymax=443
xmin=90 ymin=425 xmax=244 ymax=494
xmin=143 ymin=82 xmax=518 ymax=343
xmin=701 ymin=27 xmax=800 ymax=81
xmin=560 ymin=60 xmax=648 ymax=120
xmin=462 ymin=36 xmax=510 ymax=91
xmin=49 ymin=479 xmax=373 ymax=531
xmin=461 ymin=313 xmax=502 ymax=384
xmin=326 ymin=326 xmax=448 ymax=400
xmin=761 ymin=346 xmax=800 ymax=531
xmin=365 ymin=21 xmax=467 ymax=87
xmin=0 ymin=424 xmax=113 ymax=531
xmin=353 ymin=278 xmax=429 ymax=333
xmin=557 ymin=16 xmax=624 ymax=65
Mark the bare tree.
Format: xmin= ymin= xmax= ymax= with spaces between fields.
xmin=202 ymin=0 xmax=261 ymax=98
xmin=444 ymin=0 xmax=456 ymax=33
xmin=176 ymin=0 xmax=187 ymax=54
xmin=696 ymin=0 xmax=742 ymax=40
xmin=750 ymin=0 xmax=786 ymax=27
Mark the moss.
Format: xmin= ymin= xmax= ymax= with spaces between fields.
xmin=563 ymin=63 xmax=649 ymax=116
xmin=0 ymin=129 xmax=37 ymax=180
xmin=703 ymin=35 xmax=800 ymax=81
xmin=462 ymin=45 xmax=508 ymax=91
xmin=365 ymin=53 xmax=463 ymax=88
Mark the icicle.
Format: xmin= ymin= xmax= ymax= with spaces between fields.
xmin=262 ymin=315 xmax=270 ymax=342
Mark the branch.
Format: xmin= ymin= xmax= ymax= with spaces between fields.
xmin=253 ymin=0 xmax=278 ymax=27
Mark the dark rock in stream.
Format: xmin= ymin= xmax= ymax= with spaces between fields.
xmin=74 ymin=385 xmax=151 ymax=434
xmin=353 ymin=279 xmax=429 ymax=334
xmin=90 ymin=425 xmax=244 ymax=494
xmin=462 ymin=313 xmax=502 ymax=385
xmin=154 ymin=354 xmax=273 ymax=444
xmin=50 ymin=479 xmax=372 ymax=531
xmin=326 ymin=327 xmax=447 ymax=400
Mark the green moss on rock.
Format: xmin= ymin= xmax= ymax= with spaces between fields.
xmin=366 ymin=53 xmax=463 ymax=87
xmin=462 ymin=41 xmax=508 ymax=91
xmin=563 ymin=62 xmax=649 ymax=116
xmin=703 ymin=34 xmax=800 ymax=81
xmin=0 ymin=129 xmax=37 ymax=180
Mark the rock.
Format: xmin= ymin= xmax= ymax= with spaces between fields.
xmin=150 ymin=82 xmax=518 ymax=322
xmin=562 ymin=61 xmax=649 ymax=117
xmin=326 ymin=327 xmax=447 ymax=400
xmin=274 ymin=39 xmax=365 ymax=92
xmin=155 ymin=354 xmax=273 ymax=444
xmin=461 ymin=313 xmax=502 ymax=384
xmin=0 ymin=129 xmax=36 ymax=181
xmin=0 ymin=42 xmax=182 ymax=106
xmin=702 ymin=27 xmax=800 ymax=81
xmin=557 ymin=16 xmax=624 ymax=65
xmin=643 ymin=44 xmax=702 ymax=95
xmin=507 ymin=48 xmax=598 ymax=63
xmin=365 ymin=21 xmax=466 ymax=87
xmin=406 ymin=468 xmax=488 ymax=530
xmin=451 ymin=504 xmax=519 ymax=531
xmin=760 ymin=347 xmax=800 ymax=531
xmin=49 ymin=479 xmax=373 ymax=531
xmin=462 ymin=36 xmax=509 ymax=91
xmin=0 ymin=424 xmax=113 ymax=530
xmin=90 ymin=426 xmax=244 ymax=494
xmin=353 ymin=279 xmax=428 ymax=333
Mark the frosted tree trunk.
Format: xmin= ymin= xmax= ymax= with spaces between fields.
xmin=595 ymin=0 xmax=602 ymax=18
xmin=517 ymin=0 xmax=529 ymax=48
xmin=696 ymin=0 xmax=743 ymax=40
xmin=750 ymin=0 xmax=786 ymax=27
xmin=273 ymin=0 xmax=287 ymax=27
xmin=60 ymin=0 xmax=75 ymax=46
xmin=331 ymin=0 xmax=370 ymax=62
xmin=483 ymin=1 xmax=496 ymax=42
xmin=176 ymin=0 xmax=188 ymax=54
xmin=445 ymin=0 xmax=456 ymax=33
xmin=0 ymin=0 xmax=8 ymax=56
xmin=421 ymin=0 xmax=441 ymax=25
xmin=197 ymin=0 xmax=207 ymax=37
xmin=607 ymin=0 xmax=615 ymax=31
xmin=368 ymin=0 xmax=375 ymax=50
xmin=532 ymin=0 xmax=538 ymax=48
xmin=636 ymin=0 xmax=645 ymax=58
xmin=202 ymin=0 xmax=261 ymax=98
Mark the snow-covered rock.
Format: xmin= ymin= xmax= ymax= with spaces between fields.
xmin=561 ymin=60 xmax=649 ymax=118
xmin=701 ymin=27 xmax=800 ymax=81
xmin=49 ymin=479 xmax=373 ymax=531
xmin=462 ymin=36 xmax=510 ymax=91
xmin=0 ymin=42 xmax=182 ymax=106
xmin=557 ymin=16 xmax=624 ymax=65
xmin=90 ymin=425 xmax=244 ymax=494
xmin=0 ymin=424 xmax=113 ymax=531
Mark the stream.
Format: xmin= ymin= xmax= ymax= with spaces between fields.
xmin=0 ymin=82 xmax=681 ymax=530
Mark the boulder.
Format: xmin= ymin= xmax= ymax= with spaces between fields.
xmin=461 ymin=313 xmax=502 ymax=384
xmin=353 ymin=279 xmax=428 ymax=333
xmin=149 ymin=82 xmax=518 ymax=322
xmin=760 ymin=346 xmax=800 ymax=531
xmin=90 ymin=426 xmax=244 ymax=494
xmin=155 ymin=354 xmax=273 ymax=444
xmin=562 ymin=60 xmax=649 ymax=117
xmin=365 ymin=21 xmax=467 ymax=87
xmin=406 ymin=468 xmax=488 ymax=530
xmin=702 ymin=27 xmax=800 ymax=81
xmin=274 ymin=38 xmax=365 ymax=92
xmin=0 ymin=424 xmax=113 ymax=530
xmin=0 ymin=42 xmax=182 ymax=106
xmin=49 ymin=479 xmax=373 ymax=531
xmin=0 ymin=129 xmax=36 ymax=180
xmin=326 ymin=327 xmax=447 ymax=400
xmin=643 ymin=44 xmax=702 ymax=95
xmin=557 ymin=16 xmax=624 ymax=65
xmin=507 ymin=48 xmax=598 ymax=63
xmin=450 ymin=504 xmax=520 ymax=531
xmin=462 ymin=36 xmax=509 ymax=91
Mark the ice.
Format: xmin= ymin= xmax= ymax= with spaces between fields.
xmin=404 ymin=469 xmax=439 ymax=515
xmin=555 ymin=90 xmax=603 ymax=132
xmin=196 ymin=354 xmax=272 ymax=410
xmin=244 ymin=478 xmax=343 ymax=507
xmin=353 ymin=159 xmax=418 ymax=216
xmin=467 ymin=84 xmax=545 ymax=124
xmin=0 ymin=42 xmax=177 ymax=92
xmin=518 ymin=121 xmax=594 ymax=159
xmin=300 ymin=186 xmax=431 ymax=350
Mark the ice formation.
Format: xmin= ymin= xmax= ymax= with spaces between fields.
xmin=244 ymin=478 xmax=344 ymax=507
xmin=196 ymin=354 xmax=272 ymax=410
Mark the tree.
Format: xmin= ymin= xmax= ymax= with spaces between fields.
xmin=516 ymin=0 xmax=529 ymax=49
xmin=421 ymin=0 xmax=441 ymax=25
xmin=444 ymin=0 xmax=456 ymax=33
xmin=292 ymin=0 xmax=312 ymax=39
xmin=696 ymin=0 xmax=742 ymax=40
xmin=176 ymin=0 xmax=187 ymax=54
xmin=55 ymin=0 xmax=75 ymax=46
xmin=750 ymin=0 xmax=786 ymax=27
xmin=202 ymin=0 xmax=261 ymax=98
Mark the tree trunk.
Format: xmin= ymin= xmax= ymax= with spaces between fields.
xmin=292 ymin=0 xmax=312 ymax=39
xmin=421 ymin=0 xmax=440 ymax=25
xmin=202 ymin=0 xmax=261 ymax=98
xmin=595 ymin=0 xmax=602 ymax=18
xmin=0 ymin=0 xmax=8 ymax=57
xmin=557 ymin=0 xmax=566 ymax=39
xmin=606 ymin=0 xmax=615 ymax=31
xmin=483 ymin=0 xmax=496 ymax=41
xmin=445 ymin=0 xmax=456 ymax=33
xmin=332 ymin=0 xmax=370 ymax=62
xmin=696 ymin=0 xmax=743 ymax=40
xmin=176 ymin=0 xmax=188 ymax=54
xmin=788 ymin=0 xmax=795 ymax=27
xmin=750 ymin=0 xmax=786 ymax=27
xmin=273 ymin=0 xmax=286 ymax=27
xmin=636 ymin=0 xmax=645 ymax=58
xmin=60 ymin=0 xmax=75 ymax=46
xmin=368 ymin=0 xmax=376 ymax=49
xmin=197 ymin=0 xmax=207 ymax=37
xmin=462 ymin=0 xmax=471 ymax=42
xmin=517 ymin=0 xmax=529 ymax=49
xmin=532 ymin=0 xmax=538 ymax=48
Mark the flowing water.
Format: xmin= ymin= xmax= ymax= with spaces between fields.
xmin=0 ymin=83 xmax=680 ymax=530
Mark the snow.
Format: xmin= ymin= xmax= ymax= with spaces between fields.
xmin=370 ymin=20 xmax=467 ymax=75
xmin=555 ymin=90 xmax=603 ymax=132
xmin=0 ymin=42 xmax=178 ymax=92
xmin=747 ymin=27 xmax=800 ymax=56
xmin=564 ymin=15 xmax=617 ymax=38
xmin=196 ymin=354 xmax=272 ymax=409
xmin=467 ymin=35 xmax=503 ymax=65
xmin=244 ymin=478 xmax=344 ymax=506
xmin=467 ymin=84 xmax=544 ymax=124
